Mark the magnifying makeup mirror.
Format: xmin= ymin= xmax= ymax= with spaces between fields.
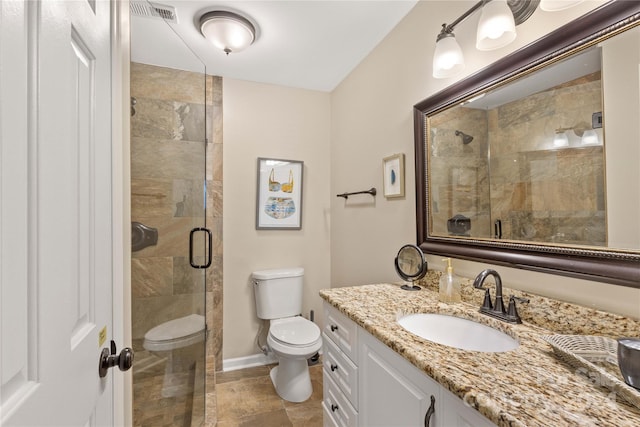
xmin=394 ymin=244 xmax=428 ymax=291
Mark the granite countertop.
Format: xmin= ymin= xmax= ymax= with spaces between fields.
xmin=319 ymin=271 xmax=640 ymax=427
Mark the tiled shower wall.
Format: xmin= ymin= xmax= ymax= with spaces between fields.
xmin=430 ymin=72 xmax=604 ymax=245
xmin=430 ymin=106 xmax=490 ymax=238
xmin=489 ymin=72 xmax=604 ymax=245
xmin=130 ymin=62 xmax=223 ymax=425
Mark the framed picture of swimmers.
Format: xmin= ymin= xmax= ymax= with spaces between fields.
xmin=256 ymin=158 xmax=304 ymax=230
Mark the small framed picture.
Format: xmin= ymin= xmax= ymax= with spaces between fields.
xmin=256 ymin=158 xmax=303 ymax=230
xmin=382 ymin=153 xmax=405 ymax=198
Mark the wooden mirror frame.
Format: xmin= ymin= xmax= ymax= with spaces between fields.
xmin=414 ymin=1 xmax=640 ymax=288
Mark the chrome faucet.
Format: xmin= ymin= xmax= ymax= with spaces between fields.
xmin=472 ymin=269 xmax=528 ymax=324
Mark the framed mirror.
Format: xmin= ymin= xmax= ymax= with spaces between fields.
xmin=414 ymin=1 xmax=640 ymax=288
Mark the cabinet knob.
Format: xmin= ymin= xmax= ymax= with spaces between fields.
xmin=330 ymin=363 xmax=338 ymax=372
xmin=424 ymin=395 xmax=436 ymax=426
xmin=331 ymin=404 xmax=339 ymax=412
xmin=330 ymin=324 xmax=338 ymax=332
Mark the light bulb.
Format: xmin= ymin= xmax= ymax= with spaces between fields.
xmin=476 ymin=0 xmax=516 ymax=51
xmin=433 ymin=33 xmax=464 ymax=78
xmin=581 ymin=129 xmax=599 ymax=145
xmin=553 ymin=131 xmax=569 ymax=147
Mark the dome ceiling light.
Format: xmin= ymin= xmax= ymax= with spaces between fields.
xmin=199 ymin=11 xmax=256 ymax=55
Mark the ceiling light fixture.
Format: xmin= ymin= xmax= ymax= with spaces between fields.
xmin=199 ymin=11 xmax=256 ymax=55
xmin=433 ymin=0 xmax=583 ymax=79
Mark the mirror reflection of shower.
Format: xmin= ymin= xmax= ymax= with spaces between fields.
xmin=455 ymin=130 xmax=473 ymax=144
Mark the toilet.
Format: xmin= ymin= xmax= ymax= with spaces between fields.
xmin=143 ymin=313 xmax=206 ymax=397
xmin=253 ymin=267 xmax=322 ymax=403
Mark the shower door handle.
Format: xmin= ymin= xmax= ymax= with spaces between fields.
xmin=494 ymin=219 xmax=502 ymax=239
xmin=189 ymin=227 xmax=212 ymax=269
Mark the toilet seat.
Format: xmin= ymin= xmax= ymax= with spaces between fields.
xmin=269 ymin=316 xmax=321 ymax=347
xmin=267 ymin=317 xmax=322 ymax=359
xmin=143 ymin=314 xmax=205 ymax=352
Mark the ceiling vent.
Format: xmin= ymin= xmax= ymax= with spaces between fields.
xmin=130 ymin=2 xmax=178 ymax=24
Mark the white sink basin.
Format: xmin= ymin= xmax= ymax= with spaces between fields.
xmin=397 ymin=313 xmax=519 ymax=353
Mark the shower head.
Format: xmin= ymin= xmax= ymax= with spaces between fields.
xmin=455 ymin=130 xmax=473 ymax=144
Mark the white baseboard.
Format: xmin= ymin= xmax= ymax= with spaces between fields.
xmin=222 ymin=352 xmax=278 ymax=372
xmin=221 ymin=349 xmax=322 ymax=372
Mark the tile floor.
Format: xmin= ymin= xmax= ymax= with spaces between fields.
xmin=132 ymin=340 xmax=206 ymax=427
xmin=215 ymin=363 xmax=324 ymax=427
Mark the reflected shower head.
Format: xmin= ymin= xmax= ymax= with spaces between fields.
xmin=455 ymin=130 xmax=473 ymax=144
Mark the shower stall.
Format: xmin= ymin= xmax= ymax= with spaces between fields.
xmin=130 ymin=6 xmax=223 ymax=426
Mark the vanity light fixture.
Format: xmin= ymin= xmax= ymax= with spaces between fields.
xmin=199 ymin=10 xmax=256 ymax=55
xmin=553 ymin=121 xmax=600 ymax=147
xmin=433 ymin=0 xmax=583 ymax=79
xmin=433 ymin=25 xmax=465 ymax=78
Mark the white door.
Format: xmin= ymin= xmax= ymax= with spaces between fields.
xmin=1 ymin=0 xmax=118 ymax=425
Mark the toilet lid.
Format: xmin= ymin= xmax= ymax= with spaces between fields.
xmin=270 ymin=317 xmax=320 ymax=346
xmin=145 ymin=314 xmax=205 ymax=342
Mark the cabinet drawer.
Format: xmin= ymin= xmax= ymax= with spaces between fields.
xmin=322 ymin=402 xmax=338 ymax=427
xmin=323 ymin=303 xmax=358 ymax=361
xmin=323 ymin=332 xmax=358 ymax=409
xmin=323 ymin=372 xmax=358 ymax=427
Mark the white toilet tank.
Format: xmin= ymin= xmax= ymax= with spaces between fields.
xmin=253 ymin=267 xmax=304 ymax=320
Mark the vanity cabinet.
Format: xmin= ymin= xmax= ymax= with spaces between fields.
xmin=322 ymin=302 xmax=496 ymax=427
xmin=323 ymin=303 xmax=359 ymax=427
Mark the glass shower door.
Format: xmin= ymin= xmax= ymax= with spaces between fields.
xmin=130 ymin=7 xmax=209 ymax=426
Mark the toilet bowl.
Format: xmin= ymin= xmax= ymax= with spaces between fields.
xmin=143 ymin=314 xmax=205 ymax=397
xmin=252 ymin=267 xmax=322 ymax=402
xmin=267 ymin=316 xmax=322 ymax=403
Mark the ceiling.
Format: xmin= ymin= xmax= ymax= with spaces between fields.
xmin=464 ymin=45 xmax=602 ymax=110
xmin=130 ymin=1 xmax=419 ymax=92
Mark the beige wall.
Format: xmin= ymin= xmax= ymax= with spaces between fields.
xmin=223 ymin=79 xmax=331 ymax=360
xmin=330 ymin=1 xmax=640 ymax=318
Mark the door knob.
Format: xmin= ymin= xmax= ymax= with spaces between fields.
xmin=99 ymin=340 xmax=134 ymax=378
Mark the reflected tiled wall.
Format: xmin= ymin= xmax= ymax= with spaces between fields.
xmin=430 ymin=106 xmax=490 ymax=238
xmin=130 ymin=62 xmax=223 ymax=426
xmin=429 ymin=72 xmax=605 ymax=245
xmin=489 ymin=72 xmax=605 ymax=245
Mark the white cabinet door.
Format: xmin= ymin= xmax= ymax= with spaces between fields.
xmin=441 ymin=388 xmax=496 ymax=427
xmin=359 ymin=329 xmax=440 ymax=427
